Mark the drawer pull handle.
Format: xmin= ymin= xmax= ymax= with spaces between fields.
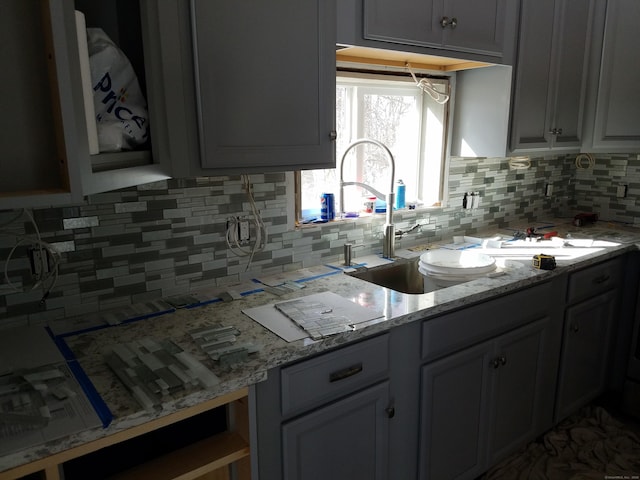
xmin=329 ymin=363 xmax=363 ymax=382
xmin=594 ymin=275 xmax=610 ymax=284
xmin=385 ymin=406 xmax=395 ymax=418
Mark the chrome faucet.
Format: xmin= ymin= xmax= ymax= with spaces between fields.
xmin=339 ymin=139 xmax=396 ymax=258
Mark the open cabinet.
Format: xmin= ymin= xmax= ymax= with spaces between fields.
xmin=2 ymin=388 xmax=251 ymax=480
xmin=0 ymin=0 xmax=186 ymax=209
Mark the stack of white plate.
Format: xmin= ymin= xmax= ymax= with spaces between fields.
xmin=418 ymin=250 xmax=497 ymax=287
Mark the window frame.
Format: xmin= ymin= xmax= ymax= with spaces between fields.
xmin=296 ymin=69 xmax=452 ymax=223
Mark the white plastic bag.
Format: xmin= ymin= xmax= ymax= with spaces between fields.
xmin=87 ymin=28 xmax=149 ymax=152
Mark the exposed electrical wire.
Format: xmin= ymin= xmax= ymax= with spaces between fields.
xmin=509 ymin=156 xmax=531 ymax=170
xmin=225 ymin=175 xmax=267 ymax=271
xmin=405 ymin=62 xmax=450 ymax=104
xmin=0 ymin=209 xmax=60 ymax=304
xmin=575 ymin=153 xmax=595 ymax=169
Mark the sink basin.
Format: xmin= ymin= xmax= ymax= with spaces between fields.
xmin=347 ymin=258 xmax=441 ymax=294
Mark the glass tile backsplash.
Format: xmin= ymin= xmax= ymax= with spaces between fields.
xmin=0 ymin=154 xmax=638 ymax=328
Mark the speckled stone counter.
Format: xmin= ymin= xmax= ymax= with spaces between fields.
xmin=2 ymin=219 xmax=640 ymax=474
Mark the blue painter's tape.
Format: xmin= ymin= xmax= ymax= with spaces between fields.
xmin=67 ymin=359 xmax=113 ymax=428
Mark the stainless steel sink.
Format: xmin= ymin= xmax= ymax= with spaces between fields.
xmin=346 ymin=258 xmax=434 ymax=294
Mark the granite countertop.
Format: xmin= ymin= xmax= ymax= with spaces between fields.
xmin=3 ymin=218 xmax=640 ymax=473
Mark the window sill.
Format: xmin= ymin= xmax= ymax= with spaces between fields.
xmin=296 ymin=204 xmax=443 ymax=229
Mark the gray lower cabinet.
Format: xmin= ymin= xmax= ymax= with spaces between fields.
xmin=509 ymin=0 xmax=596 ymax=153
xmin=416 ymin=278 xmax=564 ymax=480
xmin=252 ymin=268 xmax=628 ymax=480
xmin=281 ymin=382 xmax=390 ymax=480
xmin=555 ymin=257 xmax=623 ymax=421
xmin=419 ymin=316 xmax=555 ymax=480
xmin=419 ymin=339 xmax=491 ymax=480
xmin=252 ymin=333 xmax=392 ymax=480
xmin=555 ymin=291 xmax=617 ymax=420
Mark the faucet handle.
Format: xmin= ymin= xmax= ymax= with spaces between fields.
xmin=343 ymin=242 xmax=364 ymax=266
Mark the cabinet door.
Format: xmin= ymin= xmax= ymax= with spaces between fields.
xmin=488 ymin=317 xmax=550 ymax=464
xmin=510 ymin=0 xmax=594 ymax=151
xmin=551 ymin=0 xmax=594 ymax=148
xmin=443 ymin=0 xmax=505 ymax=56
xmin=191 ymin=0 xmax=336 ymax=172
xmin=364 ymin=0 xmax=442 ymax=47
xmin=0 ymin=0 xmax=83 ymax=208
xmin=419 ymin=341 xmax=492 ymax=480
xmin=281 ymin=382 xmax=390 ymax=480
xmin=555 ymin=290 xmax=617 ymax=421
xmin=72 ymin=0 xmax=183 ymax=195
xmin=590 ymin=0 xmax=640 ymax=150
xmin=364 ymin=0 xmax=505 ymax=57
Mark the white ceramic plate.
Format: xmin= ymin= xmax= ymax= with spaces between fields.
xmin=419 ymin=249 xmax=496 ymax=274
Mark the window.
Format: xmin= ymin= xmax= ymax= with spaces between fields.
xmin=299 ymin=71 xmax=450 ymax=220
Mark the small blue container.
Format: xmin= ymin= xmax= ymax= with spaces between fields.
xmin=320 ymin=193 xmax=335 ymax=221
xmin=395 ymin=179 xmax=406 ymax=209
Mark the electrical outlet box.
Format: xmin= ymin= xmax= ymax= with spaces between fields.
xmin=617 ymin=185 xmax=628 ymax=198
xmin=239 ymin=220 xmax=250 ymax=242
xmin=29 ymin=247 xmax=50 ymax=279
xmin=545 ymin=184 xmax=553 ymax=197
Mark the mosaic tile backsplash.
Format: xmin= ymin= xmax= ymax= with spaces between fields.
xmin=0 ymin=153 xmax=638 ymax=327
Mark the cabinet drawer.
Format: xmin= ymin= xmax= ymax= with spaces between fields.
xmin=280 ymin=334 xmax=389 ymax=417
xmin=566 ymin=257 xmax=623 ymax=304
xmin=421 ymin=282 xmax=553 ymax=362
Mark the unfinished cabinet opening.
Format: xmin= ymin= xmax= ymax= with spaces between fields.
xmin=0 ymin=0 xmax=70 ymax=196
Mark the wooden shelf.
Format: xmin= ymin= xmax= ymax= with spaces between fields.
xmin=0 ymin=388 xmax=251 ymax=480
xmin=109 ymin=431 xmax=249 ymax=480
xmin=336 ymin=45 xmax=492 ymax=72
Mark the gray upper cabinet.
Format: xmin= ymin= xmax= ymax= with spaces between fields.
xmin=0 ymin=0 xmax=184 ymax=208
xmin=584 ymin=0 xmax=640 ymax=151
xmin=189 ymin=0 xmax=337 ymax=173
xmin=363 ymin=0 xmax=508 ymax=60
xmin=72 ymin=0 xmax=186 ymax=195
xmin=0 ymin=0 xmax=83 ymax=208
xmin=509 ymin=0 xmax=596 ymax=153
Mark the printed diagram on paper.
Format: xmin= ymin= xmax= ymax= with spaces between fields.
xmin=243 ymin=291 xmax=384 ymax=342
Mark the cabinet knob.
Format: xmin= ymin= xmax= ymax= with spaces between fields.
xmin=385 ymin=406 xmax=395 ymax=419
xmin=548 ymin=128 xmax=563 ymax=135
xmin=492 ymin=355 xmax=507 ymax=368
xmin=572 ymin=323 xmax=580 ymax=333
xmin=440 ymin=16 xmax=457 ymax=29
xmin=329 ymin=130 xmax=337 ymax=141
